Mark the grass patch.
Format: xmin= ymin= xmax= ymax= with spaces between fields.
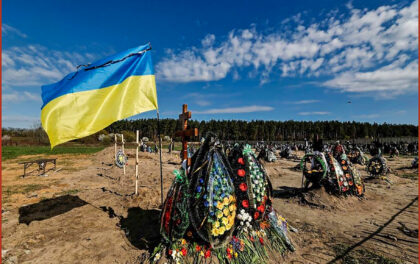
xmin=399 ymin=173 xmax=418 ymax=179
xmin=3 ymin=184 xmax=47 ymax=197
xmin=59 ymin=189 xmax=79 ymax=196
xmin=2 ymin=146 xmax=105 ymax=161
xmin=333 ymin=244 xmax=399 ymax=264
xmin=3 ymin=184 xmax=48 ymax=204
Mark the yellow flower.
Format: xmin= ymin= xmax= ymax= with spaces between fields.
xmin=223 ymin=208 xmax=230 ymax=216
xmin=229 ymin=216 xmax=235 ymax=227
xmin=234 ymin=252 xmax=238 ymax=258
xmin=181 ymin=239 xmax=187 ymax=245
xmin=219 ymin=226 xmax=226 ymax=234
xmin=216 ymin=210 xmax=223 ymax=219
xmin=217 ymin=202 xmax=224 ymax=210
xmin=214 ymin=221 xmax=220 ymax=228
xmin=229 ymin=204 xmax=235 ymax=212
xmin=226 ymin=223 xmax=232 ymax=230
xmin=211 ymin=228 xmax=218 ymax=236
xmin=228 ymin=195 xmax=234 ymax=202
xmin=200 ymin=251 xmax=204 ymax=256
xmin=222 ymin=217 xmax=229 ymax=226
xmin=223 ymin=197 xmax=229 ymax=205
xmin=278 ymin=215 xmax=286 ymax=223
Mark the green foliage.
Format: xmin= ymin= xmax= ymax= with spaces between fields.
xmin=2 ymin=146 xmax=105 ymax=161
xmin=101 ymin=136 xmax=112 ymax=145
xmin=105 ymin=119 xmax=418 ymax=141
xmin=122 ymin=130 xmax=136 ymax=142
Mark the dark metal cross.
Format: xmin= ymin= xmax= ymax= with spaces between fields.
xmin=175 ymin=104 xmax=198 ymax=165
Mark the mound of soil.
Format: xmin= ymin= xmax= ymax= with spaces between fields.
xmin=1 ymin=147 xmax=418 ymax=263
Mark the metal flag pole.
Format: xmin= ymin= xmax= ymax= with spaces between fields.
xmin=157 ymin=110 xmax=164 ymax=206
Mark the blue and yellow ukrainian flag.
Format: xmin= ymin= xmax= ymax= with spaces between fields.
xmin=41 ymin=43 xmax=158 ymax=148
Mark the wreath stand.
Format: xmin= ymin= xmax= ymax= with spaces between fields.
xmin=114 ymin=133 xmax=126 ymax=175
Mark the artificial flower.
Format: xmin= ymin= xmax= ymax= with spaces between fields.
xmin=254 ymin=211 xmax=260 ymax=219
xmin=153 ymin=253 xmax=161 ymax=262
xmin=222 ymin=217 xmax=229 ymax=226
xmin=223 ymin=208 xmax=230 ymax=216
xmin=229 ymin=195 xmax=234 ymax=203
xmin=204 ymin=249 xmax=211 ymax=258
xmin=217 ymin=202 xmax=224 ymax=210
xmin=239 ymin=183 xmax=248 ymax=191
xmin=242 ymin=200 xmax=249 ymax=208
xmin=223 ymin=197 xmax=229 ymax=205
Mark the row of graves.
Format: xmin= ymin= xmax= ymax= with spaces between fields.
xmin=151 ymin=105 xmax=295 ymax=263
xmin=254 ymin=139 xmax=391 ymax=183
xmin=110 ymin=104 xmax=400 ymax=263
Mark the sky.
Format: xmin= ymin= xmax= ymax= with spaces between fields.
xmin=2 ymin=0 xmax=418 ymax=128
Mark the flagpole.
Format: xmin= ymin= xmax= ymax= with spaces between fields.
xmin=157 ymin=110 xmax=164 ymax=206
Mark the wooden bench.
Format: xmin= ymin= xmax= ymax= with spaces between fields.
xmin=19 ymin=158 xmax=57 ymax=177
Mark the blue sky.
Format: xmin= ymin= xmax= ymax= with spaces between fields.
xmin=2 ymin=0 xmax=418 ymax=128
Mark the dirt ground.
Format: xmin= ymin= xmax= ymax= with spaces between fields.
xmin=1 ymin=147 xmax=418 ymax=263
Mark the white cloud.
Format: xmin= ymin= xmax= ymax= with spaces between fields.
xmin=353 ymin=114 xmax=380 ymax=119
xmin=156 ymin=0 xmax=418 ymax=97
xmin=2 ymin=24 xmax=27 ymax=38
xmin=183 ymin=92 xmax=243 ymax=107
xmin=298 ymin=111 xmax=330 ymax=115
xmin=3 ymin=91 xmax=41 ymax=102
xmin=195 ymin=100 xmax=211 ymax=106
xmin=323 ymin=60 xmax=418 ymax=97
xmin=195 ymin=105 xmax=274 ymax=114
xmin=287 ymin=99 xmax=320 ymax=104
xmin=2 ymin=45 xmax=97 ymax=89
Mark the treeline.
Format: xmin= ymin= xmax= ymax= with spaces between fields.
xmin=106 ymin=119 xmax=418 ymax=141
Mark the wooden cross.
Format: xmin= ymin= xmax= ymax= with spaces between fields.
xmin=175 ymin=104 xmax=198 ymax=165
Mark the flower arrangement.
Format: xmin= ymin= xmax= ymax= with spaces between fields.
xmin=205 ymin=156 xmax=237 ymax=237
xmin=153 ymin=136 xmax=295 ymax=264
xmin=160 ymin=168 xmax=190 ymax=242
xmin=229 ymin=144 xmax=271 ymax=225
xmin=300 ymin=152 xmax=365 ymax=196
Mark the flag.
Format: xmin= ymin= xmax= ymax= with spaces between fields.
xmin=41 ymin=43 xmax=158 ymax=148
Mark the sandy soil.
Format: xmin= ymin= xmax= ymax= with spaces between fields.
xmin=1 ymin=147 xmax=418 ymax=263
